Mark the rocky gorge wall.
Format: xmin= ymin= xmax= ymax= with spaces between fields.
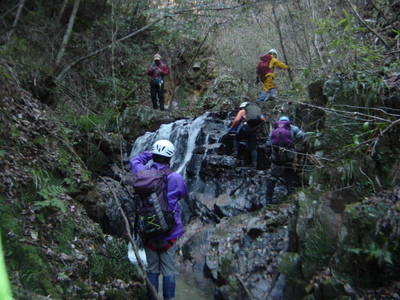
xmin=95 ymin=74 xmax=400 ymax=299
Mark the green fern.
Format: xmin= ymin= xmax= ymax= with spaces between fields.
xmin=349 ymin=242 xmax=393 ymax=266
xmin=34 ymin=199 xmax=66 ymax=213
xmin=35 ymin=185 xmax=67 ymax=213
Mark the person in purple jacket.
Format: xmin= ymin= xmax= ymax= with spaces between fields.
xmin=265 ymin=116 xmax=305 ymax=205
xmin=130 ymin=139 xmax=188 ymax=300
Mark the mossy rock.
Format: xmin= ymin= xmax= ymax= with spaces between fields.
xmin=321 ymin=278 xmax=347 ymax=299
xmin=217 ymin=252 xmax=238 ymax=286
xmin=282 ymin=277 xmax=307 ymax=300
xmin=278 ymin=252 xmax=303 ymax=279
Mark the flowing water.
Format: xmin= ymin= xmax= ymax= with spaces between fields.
xmin=130 ymin=113 xmax=211 ymax=177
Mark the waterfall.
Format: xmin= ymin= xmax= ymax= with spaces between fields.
xmin=129 ymin=113 xmax=210 ymax=177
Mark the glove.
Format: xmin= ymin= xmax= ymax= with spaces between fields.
xmin=260 ymin=114 xmax=266 ymax=118
xmin=228 ymin=127 xmax=233 ymax=133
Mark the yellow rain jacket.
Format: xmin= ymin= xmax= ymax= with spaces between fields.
xmin=257 ymin=54 xmax=289 ymax=91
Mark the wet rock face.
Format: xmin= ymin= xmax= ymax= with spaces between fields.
xmin=171 ymin=113 xmax=297 ymax=299
xmin=203 ymin=207 xmax=292 ymax=300
xmin=102 ymin=111 xmax=302 ymax=299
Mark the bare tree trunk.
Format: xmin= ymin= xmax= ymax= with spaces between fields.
xmin=111 ymin=1 xmax=118 ymax=105
xmin=57 ymin=0 xmax=69 ymax=24
xmin=54 ymin=0 xmax=80 ymax=70
xmin=7 ymin=0 xmax=26 ymax=40
xmin=285 ymin=3 xmax=312 ymax=66
xmin=272 ymin=3 xmax=294 ymax=86
xmin=311 ymin=35 xmax=328 ymax=76
xmin=55 ymin=15 xmax=169 ymax=81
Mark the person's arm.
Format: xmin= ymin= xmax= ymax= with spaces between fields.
xmin=159 ymin=64 xmax=169 ymax=76
xmin=272 ymin=58 xmax=289 ymax=70
xmin=291 ymin=125 xmax=305 ymax=140
xmin=229 ymin=110 xmax=245 ymax=130
xmin=130 ymin=151 xmax=153 ymax=176
xmin=167 ymin=173 xmax=188 ymax=210
xmin=147 ymin=65 xmax=155 ymax=76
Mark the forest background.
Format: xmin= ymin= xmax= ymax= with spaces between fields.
xmin=0 ymin=0 xmax=399 ymax=299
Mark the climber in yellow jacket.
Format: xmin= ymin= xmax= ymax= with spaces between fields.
xmin=256 ymin=49 xmax=289 ymax=101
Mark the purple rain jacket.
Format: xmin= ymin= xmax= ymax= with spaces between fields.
xmin=130 ymin=151 xmax=188 ymax=240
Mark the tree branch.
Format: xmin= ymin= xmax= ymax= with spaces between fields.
xmin=346 ymin=0 xmax=393 ymax=52
xmin=272 ymin=3 xmax=294 ymax=87
xmin=99 ymin=176 xmax=161 ymax=300
xmin=7 ymin=0 xmax=25 ymax=40
xmin=57 ymin=0 xmax=69 ymax=24
xmin=54 ymin=0 xmax=80 ymax=69
xmin=55 ymin=15 xmax=169 ymax=81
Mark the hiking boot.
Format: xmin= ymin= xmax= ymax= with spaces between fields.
xmin=258 ymin=91 xmax=268 ymax=102
xmin=269 ymin=89 xmax=276 ymax=100
xmin=232 ymin=150 xmax=239 ymax=158
xmin=251 ymin=161 xmax=257 ymax=168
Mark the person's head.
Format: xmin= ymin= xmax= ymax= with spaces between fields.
xmin=151 ymin=139 xmax=175 ymax=164
xmin=279 ymin=116 xmax=290 ymax=121
xmin=239 ymin=102 xmax=248 ymax=109
xmin=269 ymin=49 xmax=277 ymax=58
xmin=154 ymin=54 xmax=161 ymax=62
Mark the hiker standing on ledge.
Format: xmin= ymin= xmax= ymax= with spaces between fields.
xmin=130 ymin=140 xmax=188 ymax=300
xmin=147 ymin=54 xmax=169 ymax=111
xmin=228 ymin=102 xmax=266 ymax=168
xmin=256 ymin=49 xmax=290 ymax=102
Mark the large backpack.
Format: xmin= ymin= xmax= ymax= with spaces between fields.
xmin=256 ymin=54 xmax=273 ymax=75
xmin=133 ymin=168 xmax=176 ymax=238
xmin=245 ymin=103 xmax=263 ymax=127
xmin=271 ymin=120 xmax=292 ymax=148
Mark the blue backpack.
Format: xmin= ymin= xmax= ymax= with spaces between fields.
xmin=133 ymin=168 xmax=175 ymax=238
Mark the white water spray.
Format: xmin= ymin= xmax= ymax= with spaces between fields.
xmin=129 ymin=113 xmax=210 ymax=177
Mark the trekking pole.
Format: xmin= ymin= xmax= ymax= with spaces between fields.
xmin=99 ymin=176 xmax=161 ymax=300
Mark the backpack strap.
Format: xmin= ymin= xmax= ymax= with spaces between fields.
xmin=144 ymin=239 xmax=177 ymax=253
xmin=151 ymin=191 xmax=169 ymax=232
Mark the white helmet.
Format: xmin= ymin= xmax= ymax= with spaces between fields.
xmin=151 ymin=140 xmax=176 ymax=158
xmin=239 ymin=102 xmax=248 ymax=108
xmin=269 ymin=49 xmax=277 ymax=56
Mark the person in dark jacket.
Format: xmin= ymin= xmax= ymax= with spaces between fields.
xmin=130 ymin=139 xmax=188 ymax=300
xmin=228 ymin=102 xmax=266 ymax=168
xmin=147 ymin=54 xmax=169 ymax=111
